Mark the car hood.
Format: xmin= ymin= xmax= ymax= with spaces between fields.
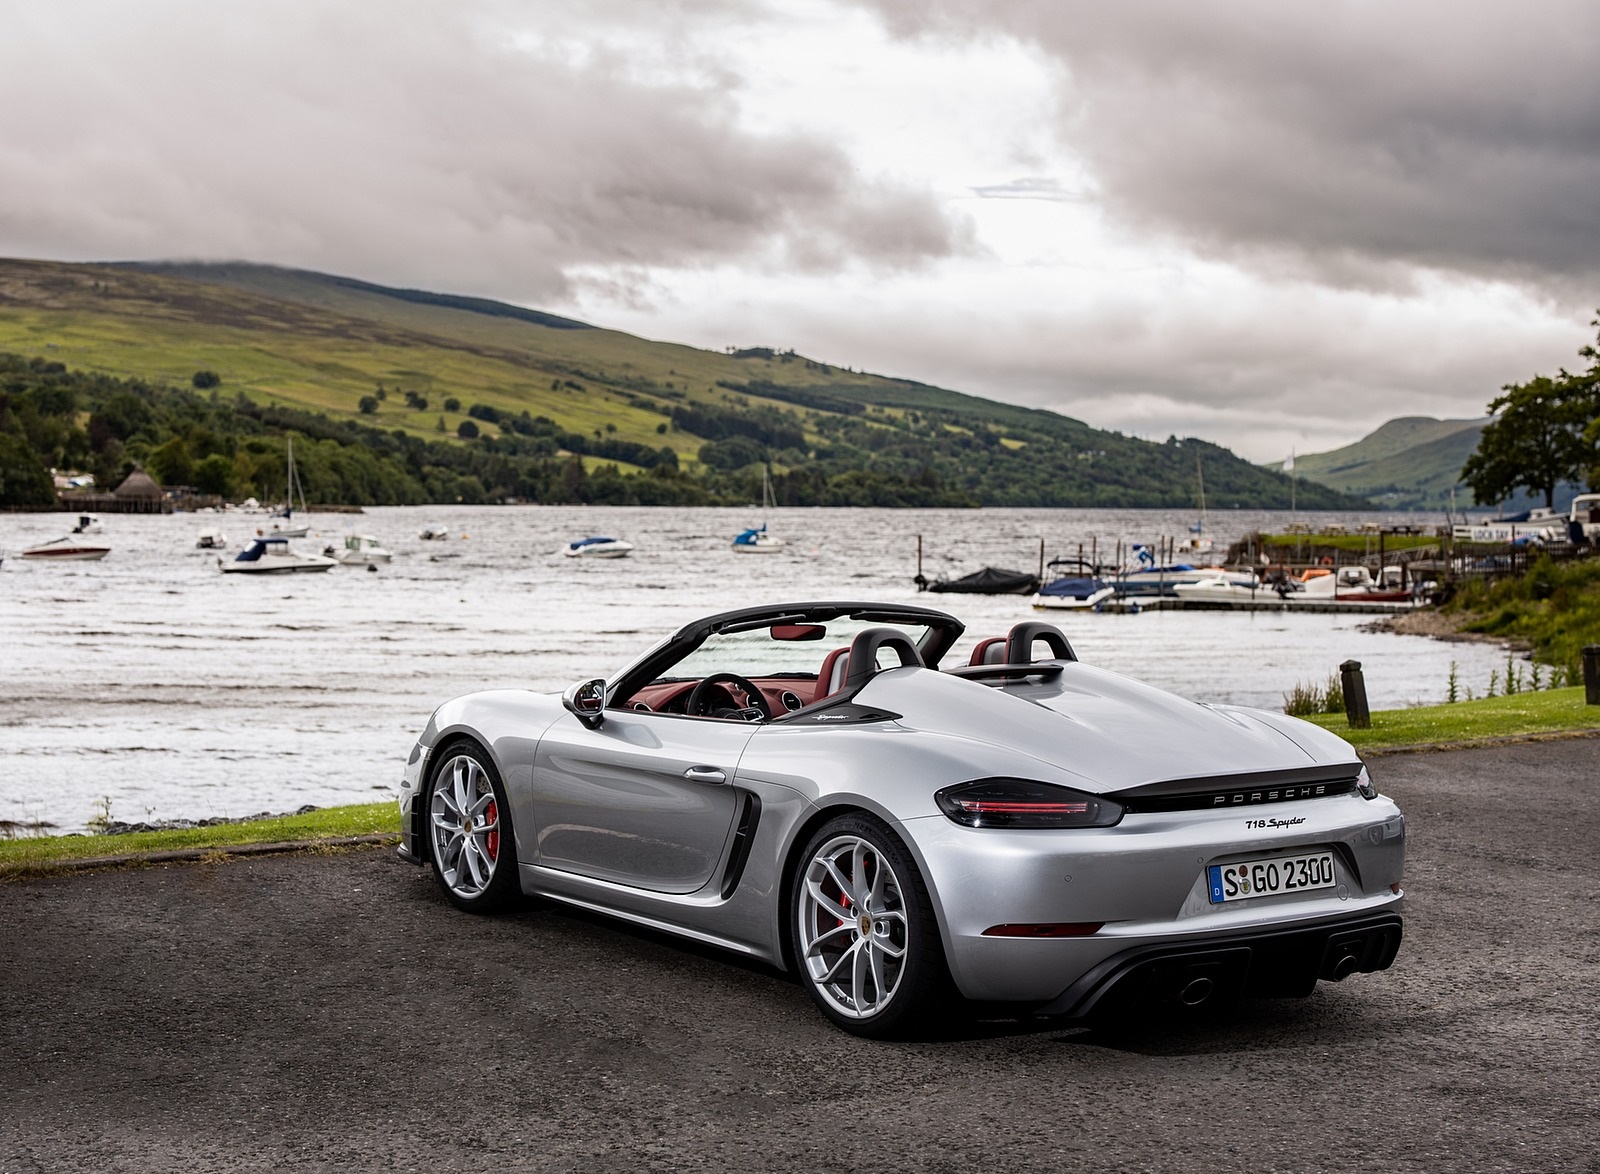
xmin=858 ymin=664 xmax=1360 ymax=794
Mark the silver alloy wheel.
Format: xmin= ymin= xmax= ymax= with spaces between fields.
xmin=429 ymin=754 xmax=502 ymax=900
xmin=798 ymin=833 xmax=909 ymax=1018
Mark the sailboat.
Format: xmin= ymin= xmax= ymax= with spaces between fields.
xmin=268 ymin=436 xmax=311 ymax=538
xmin=732 ymin=466 xmax=787 ymax=554
xmin=1172 ymin=453 xmax=1214 ymax=560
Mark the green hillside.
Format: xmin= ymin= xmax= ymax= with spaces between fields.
xmin=0 ymin=257 xmax=1363 ymax=508
xmin=1266 ymin=416 xmax=1487 ymax=510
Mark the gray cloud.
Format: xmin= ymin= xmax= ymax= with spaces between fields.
xmin=0 ymin=0 xmax=969 ymax=300
xmin=865 ymin=0 xmax=1600 ymax=296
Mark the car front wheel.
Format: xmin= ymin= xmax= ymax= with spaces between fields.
xmin=792 ymin=813 xmax=954 ymax=1038
xmin=426 ymin=742 xmax=518 ymax=912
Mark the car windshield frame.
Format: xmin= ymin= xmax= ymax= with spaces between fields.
xmin=605 ymin=601 xmax=964 ymax=708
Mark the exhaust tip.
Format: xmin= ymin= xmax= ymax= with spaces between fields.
xmin=1178 ymin=976 xmax=1214 ymax=1006
xmin=1330 ymin=953 xmax=1361 ymax=981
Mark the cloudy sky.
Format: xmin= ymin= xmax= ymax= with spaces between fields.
xmin=4 ymin=0 xmax=1597 ymax=460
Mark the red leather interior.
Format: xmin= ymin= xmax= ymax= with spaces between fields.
xmin=969 ymin=637 xmax=1007 ymax=666
xmin=815 ymin=646 xmax=851 ymax=700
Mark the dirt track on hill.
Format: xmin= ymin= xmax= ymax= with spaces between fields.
xmin=3 ymin=740 xmax=1598 ymax=1173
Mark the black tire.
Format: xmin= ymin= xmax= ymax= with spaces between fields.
xmin=789 ymin=812 xmax=957 ymax=1038
xmin=423 ymin=740 xmax=520 ymax=913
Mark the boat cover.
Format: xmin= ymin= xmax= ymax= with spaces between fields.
xmin=928 ymin=566 xmax=1040 ymax=595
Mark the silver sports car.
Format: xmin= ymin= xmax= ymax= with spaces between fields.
xmin=398 ymin=601 xmax=1404 ymax=1037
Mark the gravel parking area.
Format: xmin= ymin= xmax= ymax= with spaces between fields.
xmin=3 ymin=739 xmax=1597 ymax=1173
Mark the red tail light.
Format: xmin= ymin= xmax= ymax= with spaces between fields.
xmin=935 ymin=778 xmax=1123 ymax=828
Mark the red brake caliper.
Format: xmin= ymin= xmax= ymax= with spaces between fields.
xmin=485 ymin=800 xmax=499 ymax=861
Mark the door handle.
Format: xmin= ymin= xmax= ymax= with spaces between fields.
xmin=683 ymin=766 xmax=728 ymax=785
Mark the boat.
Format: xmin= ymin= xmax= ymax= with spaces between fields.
xmin=1113 ymin=550 xmax=1254 ymax=597
xmin=1031 ymin=559 xmax=1115 ymax=609
xmin=327 ymin=534 xmax=393 ymax=565
xmin=218 ymin=536 xmax=337 ymax=574
xmin=418 ymin=525 xmax=451 ymax=541
xmin=732 ymin=467 xmax=787 ymax=553
xmin=195 ymin=528 xmax=228 ymax=550
xmin=1172 ymin=574 xmax=1266 ymax=604
xmin=561 ymin=536 xmax=634 ymax=559
xmin=21 ymin=537 xmax=110 ymax=561
xmin=70 ymin=513 xmax=103 ymax=535
xmin=1284 ymin=565 xmax=1414 ymax=603
xmin=269 ymin=436 xmax=311 ymax=538
xmin=928 ymin=566 xmax=1041 ymax=596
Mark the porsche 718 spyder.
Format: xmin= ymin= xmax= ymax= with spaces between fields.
xmin=398 ymin=601 xmax=1404 ymax=1037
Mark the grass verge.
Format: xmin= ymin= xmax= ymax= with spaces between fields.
xmin=0 ymin=802 xmax=399 ymax=873
xmin=1304 ymin=686 xmax=1600 ymax=751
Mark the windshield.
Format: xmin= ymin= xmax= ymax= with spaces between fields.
xmin=661 ymin=617 xmax=936 ymax=682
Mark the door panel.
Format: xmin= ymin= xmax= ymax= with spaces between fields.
xmin=531 ymin=711 xmax=757 ymax=894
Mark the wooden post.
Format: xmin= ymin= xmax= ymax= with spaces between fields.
xmin=1341 ymin=660 xmax=1371 ymax=729
xmin=915 ymin=534 xmax=926 ymax=592
xmin=1037 ymin=537 xmax=1044 ymax=582
xmin=1584 ymin=645 xmax=1600 ymax=705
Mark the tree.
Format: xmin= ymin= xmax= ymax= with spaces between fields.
xmin=192 ymin=452 xmax=235 ymax=497
xmin=457 ymin=419 xmax=480 ymax=439
xmin=146 ymin=435 xmax=194 ymax=486
xmin=358 ymin=395 xmax=379 ymax=415
xmin=443 ymin=397 xmax=461 ymax=413
xmin=1461 ymin=376 xmax=1591 ymax=509
xmin=191 ymin=370 xmax=221 ymax=389
xmin=0 ymin=432 xmax=55 ymax=506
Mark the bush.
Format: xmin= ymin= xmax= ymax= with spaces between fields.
xmin=443 ymin=397 xmax=460 ymax=413
xmin=358 ymin=396 xmax=378 ymax=414
xmin=457 ymin=419 xmax=480 ymax=439
xmin=191 ymin=370 xmax=221 ymax=389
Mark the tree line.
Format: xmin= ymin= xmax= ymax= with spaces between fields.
xmin=1462 ymin=317 xmax=1600 ymax=509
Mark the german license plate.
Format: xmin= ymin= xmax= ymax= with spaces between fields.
xmin=1207 ymin=851 xmax=1336 ymax=904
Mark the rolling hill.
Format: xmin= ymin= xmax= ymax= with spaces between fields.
xmin=1266 ymin=416 xmax=1587 ymax=512
xmin=0 ymin=257 xmax=1363 ymax=508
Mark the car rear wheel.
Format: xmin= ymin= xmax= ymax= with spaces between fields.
xmin=426 ymin=743 xmax=518 ymax=912
xmin=792 ymin=813 xmax=954 ymax=1038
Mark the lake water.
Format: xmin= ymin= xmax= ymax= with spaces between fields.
xmin=0 ymin=505 xmax=1511 ymax=832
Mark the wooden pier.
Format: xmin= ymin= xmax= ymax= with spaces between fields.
xmin=1089 ymin=596 xmax=1422 ymax=615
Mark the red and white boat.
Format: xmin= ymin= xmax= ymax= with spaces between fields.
xmin=21 ymin=537 xmax=110 ymax=561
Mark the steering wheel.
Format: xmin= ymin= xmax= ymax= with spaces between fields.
xmin=686 ymin=672 xmax=773 ymax=721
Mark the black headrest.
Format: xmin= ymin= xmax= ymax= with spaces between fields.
xmin=1006 ymin=621 xmax=1076 ymax=665
xmin=844 ymin=627 xmax=923 ymax=691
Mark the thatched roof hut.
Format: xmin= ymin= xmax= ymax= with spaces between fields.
xmin=113 ymin=469 xmax=163 ymax=500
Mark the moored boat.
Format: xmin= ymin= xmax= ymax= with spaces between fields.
xmin=70 ymin=513 xmax=103 ymax=535
xmin=733 ymin=467 xmax=787 ymax=553
xmin=327 ymin=534 xmax=393 ymax=565
xmin=562 ymin=536 xmax=634 ymax=559
xmin=925 ymin=565 xmax=1040 ymax=596
xmin=1031 ymin=559 xmax=1115 ymax=609
xmin=195 ymin=528 xmax=228 ymax=550
xmin=219 ymin=536 xmax=337 ymax=574
xmin=21 ymin=537 xmax=110 ymax=561
xmin=418 ymin=525 xmax=451 ymax=541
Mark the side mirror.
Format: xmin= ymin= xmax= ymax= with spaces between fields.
xmin=563 ymin=679 xmax=607 ymax=729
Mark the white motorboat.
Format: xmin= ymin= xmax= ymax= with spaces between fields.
xmin=561 ymin=536 xmax=634 ymax=559
xmin=219 ymin=536 xmax=337 ymax=574
xmin=733 ymin=467 xmax=787 ymax=553
xmin=418 ymin=525 xmax=451 ymax=541
xmin=1031 ymin=560 xmax=1116 ymax=610
xmin=328 ymin=534 xmax=393 ymax=565
xmin=21 ymin=537 xmax=110 ymax=561
xmin=1172 ymin=575 xmax=1265 ymax=604
xmin=195 ymin=528 xmax=228 ymax=550
xmin=70 ymin=513 xmax=103 ymax=535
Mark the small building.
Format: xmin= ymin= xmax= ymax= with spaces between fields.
xmin=112 ymin=469 xmax=172 ymax=513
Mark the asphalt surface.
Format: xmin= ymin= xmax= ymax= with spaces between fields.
xmin=3 ymin=738 xmax=1598 ymax=1173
